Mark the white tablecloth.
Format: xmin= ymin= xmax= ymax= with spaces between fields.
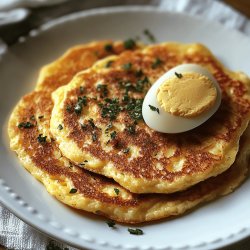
xmin=0 ymin=0 xmax=250 ymax=249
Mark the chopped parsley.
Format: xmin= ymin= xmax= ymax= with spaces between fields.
xmin=106 ymin=220 xmax=116 ymax=228
xmin=123 ymin=148 xmax=130 ymax=154
xmin=37 ymin=134 xmax=47 ymax=143
xmin=69 ymin=188 xmax=77 ymax=194
xmin=106 ymin=122 xmax=113 ymax=130
xmin=74 ymin=96 xmax=87 ymax=115
xmin=57 ymin=124 xmax=63 ymax=130
xmin=81 ymin=123 xmax=87 ymax=130
xmin=119 ymin=77 xmax=149 ymax=94
xmin=123 ymin=62 xmax=132 ymax=71
xmin=126 ymin=98 xmax=144 ymax=121
xmin=104 ymin=44 xmax=113 ymax=52
xmin=18 ymin=122 xmax=34 ymax=129
xmin=110 ymin=131 xmax=117 ymax=140
xmin=126 ymin=124 xmax=136 ymax=134
xmin=88 ymin=118 xmax=96 ymax=128
xmin=148 ymin=105 xmax=159 ymax=114
xmin=66 ymin=105 xmax=72 ymax=113
xmin=100 ymin=98 xmax=122 ymax=121
xmin=92 ymin=132 xmax=97 ymax=142
xmin=123 ymin=39 xmax=136 ymax=50
xmin=97 ymin=84 xmax=108 ymax=97
xmin=79 ymin=86 xmax=84 ymax=94
xmin=135 ymin=77 xmax=149 ymax=93
xmin=123 ymin=82 xmax=134 ymax=93
xmin=106 ymin=60 xmax=113 ymax=68
xmin=122 ymin=93 xmax=130 ymax=103
xmin=69 ymin=162 xmax=73 ymax=169
xmin=114 ymin=188 xmax=119 ymax=195
xmin=128 ymin=228 xmax=143 ymax=235
xmin=30 ymin=115 xmax=35 ymax=120
xmin=135 ymin=69 xmax=144 ymax=78
xmin=151 ymin=58 xmax=163 ymax=69
xmin=105 ymin=123 xmax=113 ymax=134
xmin=143 ymin=29 xmax=156 ymax=43
xmin=175 ymin=72 xmax=183 ymax=78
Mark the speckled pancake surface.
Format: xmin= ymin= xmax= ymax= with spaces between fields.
xmin=50 ymin=43 xmax=250 ymax=194
xmin=8 ymin=41 xmax=250 ymax=223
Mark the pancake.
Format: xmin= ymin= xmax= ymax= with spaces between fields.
xmin=36 ymin=40 xmax=142 ymax=93
xmin=50 ymin=43 xmax=250 ymax=194
xmin=8 ymin=41 xmax=250 ymax=223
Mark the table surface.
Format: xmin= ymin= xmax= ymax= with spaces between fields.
xmin=0 ymin=1 xmax=249 ymax=250
xmin=223 ymin=0 xmax=250 ymax=18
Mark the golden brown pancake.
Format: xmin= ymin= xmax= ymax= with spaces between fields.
xmin=50 ymin=43 xmax=250 ymax=194
xmin=8 ymin=41 xmax=250 ymax=223
xmin=36 ymin=40 xmax=141 ymax=93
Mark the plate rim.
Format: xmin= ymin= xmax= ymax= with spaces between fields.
xmin=1 ymin=5 xmax=250 ymax=250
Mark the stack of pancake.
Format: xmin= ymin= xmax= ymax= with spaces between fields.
xmin=8 ymin=40 xmax=250 ymax=223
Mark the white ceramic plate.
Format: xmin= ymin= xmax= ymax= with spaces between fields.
xmin=1 ymin=6 xmax=250 ymax=250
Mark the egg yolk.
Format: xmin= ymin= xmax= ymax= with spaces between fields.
xmin=157 ymin=72 xmax=217 ymax=118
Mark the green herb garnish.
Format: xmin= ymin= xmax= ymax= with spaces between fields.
xmin=123 ymin=148 xmax=130 ymax=154
xmin=106 ymin=122 xmax=113 ymax=130
xmin=100 ymin=98 xmax=122 ymax=121
xmin=79 ymin=86 xmax=84 ymax=94
xmin=81 ymin=123 xmax=87 ymax=130
xmin=110 ymin=131 xmax=117 ymax=140
xmin=104 ymin=44 xmax=113 ymax=52
xmin=175 ymin=72 xmax=183 ymax=78
xmin=126 ymin=124 xmax=136 ymax=135
xmin=122 ymin=93 xmax=130 ymax=103
xmin=18 ymin=122 xmax=34 ymax=129
xmin=74 ymin=96 xmax=87 ymax=115
xmin=69 ymin=162 xmax=73 ymax=169
xmin=97 ymin=84 xmax=108 ymax=97
xmin=105 ymin=122 xmax=113 ymax=134
xmin=92 ymin=132 xmax=97 ymax=142
xmin=114 ymin=188 xmax=119 ymax=195
xmin=37 ymin=134 xmax=47 ymax=143
xmin=123 ymin=62 xmax=132 ymax=71
xmin=106 ymin=60 xmax=113 ymax=68
xmin=66 ymin=105 xmax=72 ymax=113
xmin=143 ymin=29 xmax=156 ymax=43
xmin=57 ymin=124 xmax=63 ymax=130
xmin=119 ymin=77 xmax=149 ymax=94
xmin=106 ymin=220 xmax=116 ymax=228
xmin=126 ymin=98 xmax=144 ymax=121
xmin=69 ymin=188 xmax=77 ymax=194
xmin=88 ymin=118 xmax=96 ymax=128
xmin=30 ymin=115 xmax=35 ymax=120
xmin=135 ymin=77 xmax=149 ymax=93
xmin=135 ymin=69 xmax=144 ymax=78
xmin=152 ymin=58 xmax=163 ymax=69
xmin=128 ymin=228 xmax=143 ymax=235
xmin=123 ymin=39 xmax=136 ymax=50
xmin=148 ymin=105 xmax=159 ymax=114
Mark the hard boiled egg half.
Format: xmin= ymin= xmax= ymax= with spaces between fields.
xmin=142 ymin=64 xmax=221 ymax=133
